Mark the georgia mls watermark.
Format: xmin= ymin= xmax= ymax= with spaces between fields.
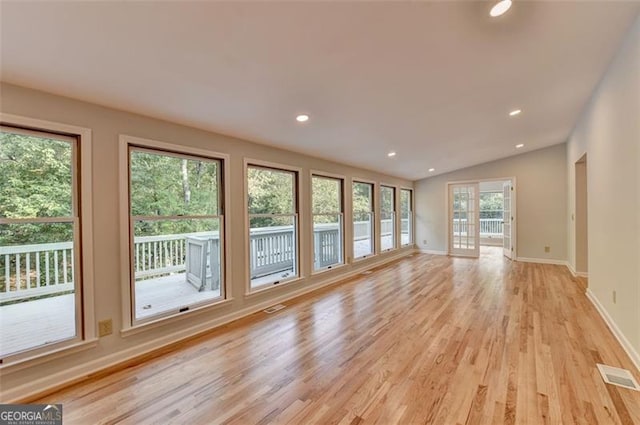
xmin=0 ymin=404 xmax=62 ymax=425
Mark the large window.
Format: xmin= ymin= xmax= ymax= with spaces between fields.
xmin=400 ymin=188 xmax=413 ymax=246
xmin=128 ymin=147 xmax=224 ymax=323
xmin=380 ymin=185 xmax=396 ymax=251
xmin=312 ymin=175 xmax=344 ymax=271
xmin=352 ymin=181 xmax=374 ymax=259
xmin=248 ymin=165 xmax=298 ymax=289
xmin=0 ymin=126 xmax=82 ymax=359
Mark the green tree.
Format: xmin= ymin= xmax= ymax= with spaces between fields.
xmin=479 ymin=192 xmax=503 ymax=219
xmin=247 ymin=167 xmax=295 ymax=227
xmin=312 ymin=176 xmax=341 ymax=224
xmin=130 ymin=150 xmax=220 ymax=236
xmin=0 ymin=132 xmax=73 ymax=244
xmin=352 ymin=182 xmax=372 ymax=213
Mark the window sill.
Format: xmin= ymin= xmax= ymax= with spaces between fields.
xmin=121 ymin=297 xmax=235 ymax=338
xmin=0 ymin=338 xmax=99 ymax=373
xmin=245 ymin=276 xmax=304 ymax=298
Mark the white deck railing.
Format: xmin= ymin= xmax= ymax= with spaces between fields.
xmin=1 ymin=219 xmax=411 ymax=302
xmin=453 ymin=218 xmax=504 ymax=236
xmin=0 ymin=242 xmax=75 ymax=302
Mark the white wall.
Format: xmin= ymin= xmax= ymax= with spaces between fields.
xmin=479 ymin=180 xmax=507 ymax=192
xmin=415 ymin=143 xmax=567 ymax=261
xmin=566 ymin=16 xmax=640 ymax=364
xmin=0 ymin=83 xmax=414 ymax=401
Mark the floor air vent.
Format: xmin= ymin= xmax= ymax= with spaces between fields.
xmin=263 ymin=304 xmax=286 ymax=314
xmin=597 ymin=364 xmax=640 ymax=391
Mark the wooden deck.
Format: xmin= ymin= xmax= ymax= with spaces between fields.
xmin=0 ymin=274 xmax=221 ymax=356
xmin=135 ymin=274 xmax=221 ymax=320
xmin=0 ymin=293 xmax=76 ymax=356
xmin=34 ymin=248 xmax=640 ymax=424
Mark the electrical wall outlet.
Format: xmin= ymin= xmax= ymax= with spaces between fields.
xmin=544 ymin=246 xmax=550 ymax=253
xmin=423 ymin=240 xmax=427 ymax=245
xmin=98 ymin=319 xmax=113 ymax=337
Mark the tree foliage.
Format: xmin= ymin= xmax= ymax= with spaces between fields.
xmin=248 ymin=167 xmax=296 ymax=227
xmin=1 ymin=131 xmax=387 ymax=245
xmin=0 ymin=132 xmax=73 ymax=244
xmin=479 ymin=192 xmax=504 ymax=219
xmin=352 ymin=182 xmax=372 ymax=212
xmin=130 ymin=150 xmax=220 ymax=236
xmin=400 ymin=189 xmax=411 ymax=219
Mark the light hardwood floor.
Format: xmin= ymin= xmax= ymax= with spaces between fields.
xmin=36 ymin=248 xmax=640 ymax=424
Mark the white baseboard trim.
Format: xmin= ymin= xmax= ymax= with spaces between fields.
xmin=516 ymin=257 xmax=568 ymax=266
xmin=586 ymin=289 xmax=640 ymax=372
xmin=1 ymin=250 xmax=412 ymax=403
xmin=565 ymin=262 xmax=588 ymax=278
xmin=419 ymin=249 xmax=447 ymax=255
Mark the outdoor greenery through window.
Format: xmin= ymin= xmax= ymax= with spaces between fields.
xmin=479 ymin=191 xmax=504 ymax=239
xmin=129 ymin=147 xmax=223 ymax=323
xmin=353 ymin=181 xmax=374 ymax=259
xmin=0 ymin=126 xmax=80 ymax=358
xmin=380 ymin=185 xmax=396 ymax=251
xmin=400 ymin=189 xmax=413 ymax=246
xmin=248 ymin=165 xmax=298 ymax=289
xmin=479 ymin=192 xmax=504 ymax=219
xmin=312 ymin=175 xmax=344 ymax=271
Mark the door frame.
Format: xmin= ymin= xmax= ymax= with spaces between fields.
xmin=445 ymin=177 xmax=517 ymax=258
xmin=447 ymin=182 xmax=480 ymax=257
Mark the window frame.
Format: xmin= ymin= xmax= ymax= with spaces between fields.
xmin=310 ymin=171 xmax=345 ymax=274
xmin=244 ymin=158 xmax=302 ymax=294
xmin=400 ymin=187 xmax=414 ymax=247
xmin=119 ymin=135 xmax=231 ymax=334
xmin=380 ymin=184 xmax=398 ymax=252
xmin=0 ymin=113 xmax=95 ymax=367
xmin=352 ymin=178 xmax=377 ymax=261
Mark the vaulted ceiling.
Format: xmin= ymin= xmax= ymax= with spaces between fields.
xmin=1 ymin=1 xmax=638 ymax=180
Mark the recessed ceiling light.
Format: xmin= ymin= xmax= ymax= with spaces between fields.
xmin=388 ymin=151 xmax=397 ymax=157
xmin=509 ymin=109 xmax=522 ymax=116
xmin=516 ymin=144 xmax=524 ymax=149
xmin=296 ymin=114 xmax=309 ymax=122
xmin=428 ymin=168 xmax=435 ymax=172
xmin=490 ymin=0 xmax=512 ymax=17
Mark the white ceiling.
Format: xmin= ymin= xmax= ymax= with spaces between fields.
xmin=1 ymin=1 xmax=638 ymax=180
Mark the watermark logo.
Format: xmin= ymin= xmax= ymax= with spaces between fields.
xmin=0 ymin=404 xmax=62 ymax=425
